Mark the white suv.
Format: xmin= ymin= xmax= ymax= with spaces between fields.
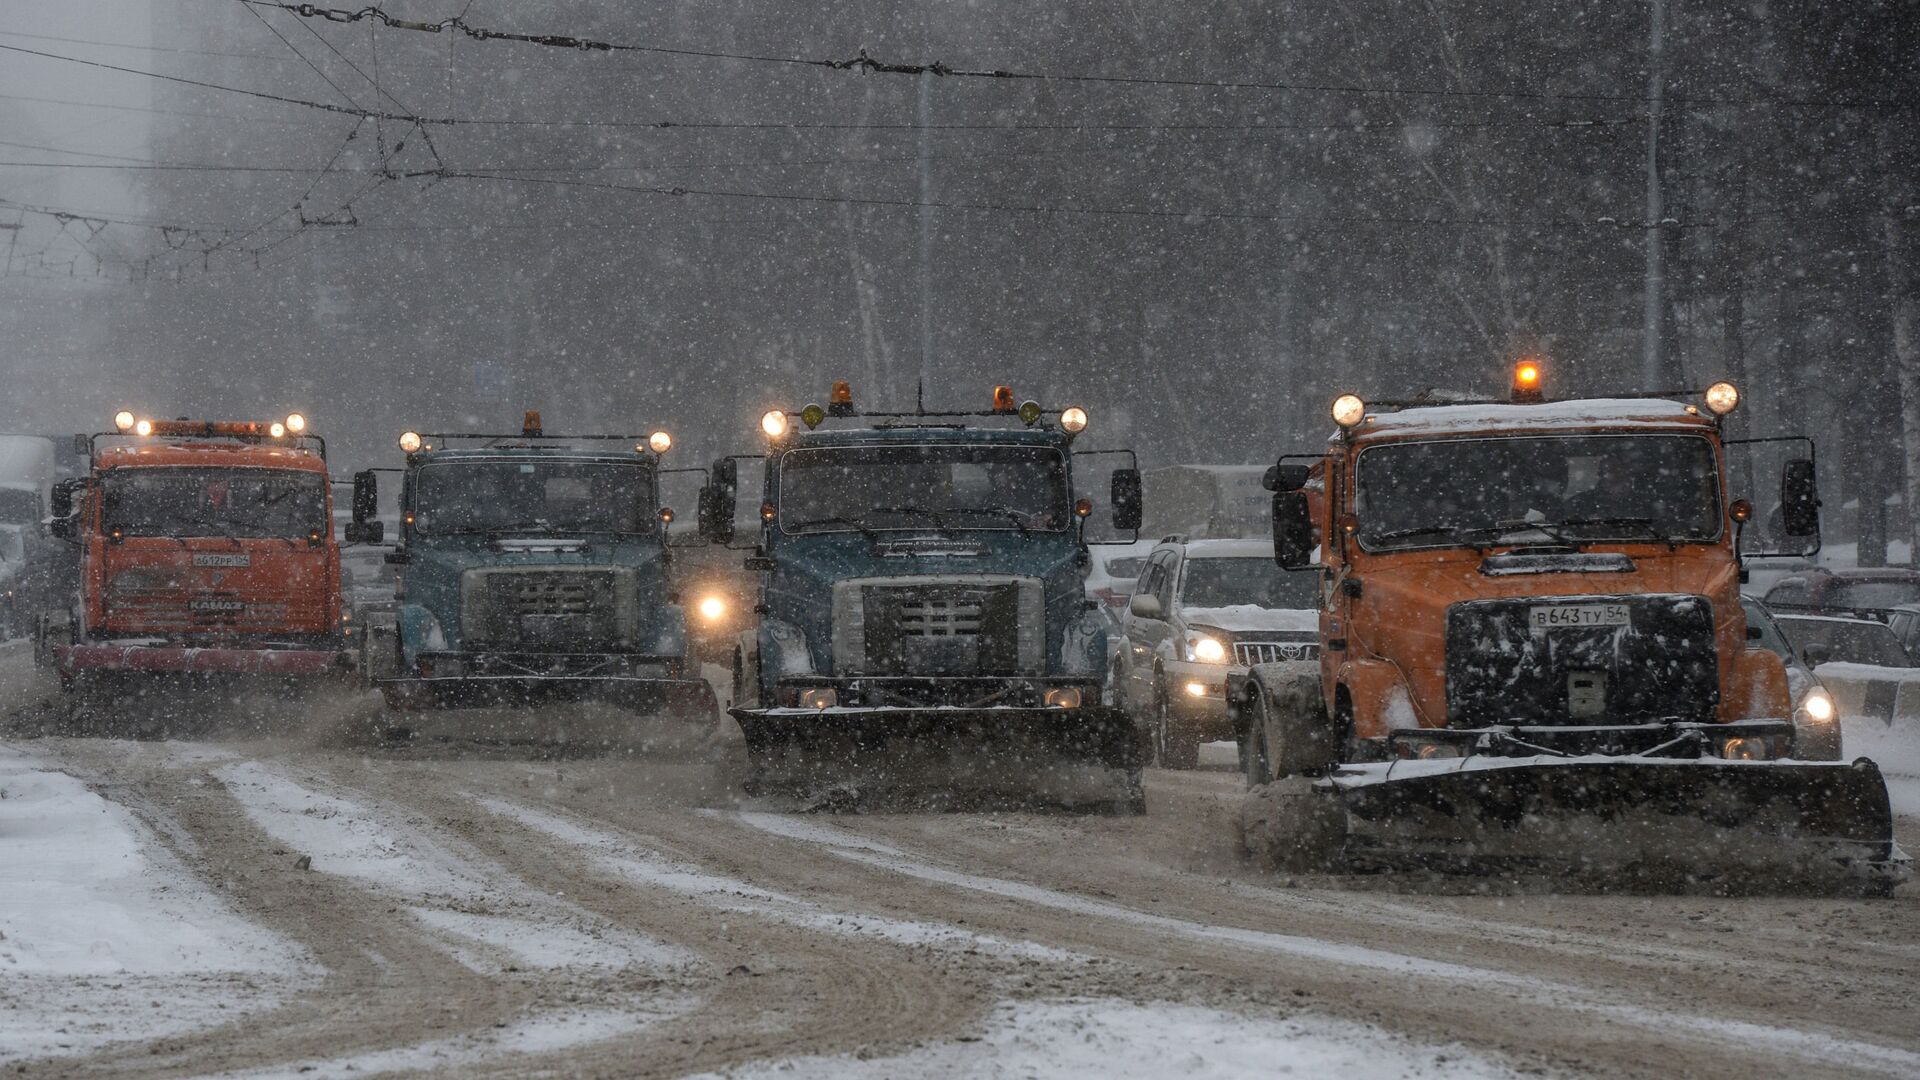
xmin=1115 ymin=538 xmax=1321 ymax=767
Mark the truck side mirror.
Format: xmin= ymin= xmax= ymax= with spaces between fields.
xmin=1273 ymin=490 xmax=1314 ymax=569
xmin=1780 ymin=459 xmax=1819 ymax=537
xmin=344 ymin=470 xmax=384 ymax=544
xmin=49 ymin=480 xmax=79 ymax=542
xmin=699 ymin=459 xmax=738 ymax=545
xmin=71 ymin=433 xmax=90 ymax=456
xmin=1110 ymin=468 xmax=1143 ymax=531
xmin=1264 ymin=463 xmax=1310 ymax=492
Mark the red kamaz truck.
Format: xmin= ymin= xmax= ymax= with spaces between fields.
xmin=38 ymin=412 xmax=349 ymax=723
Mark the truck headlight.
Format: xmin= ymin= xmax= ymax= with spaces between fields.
xmin=797 ymin=688 xmax=837 ymax=709
xmin=1802 ymin=690 xmax=1835 ymax=723
xmin=1044 ymin=687 xmax=1083 ymax=709
xmin=697 ymin=595 xmax=727 ymax=622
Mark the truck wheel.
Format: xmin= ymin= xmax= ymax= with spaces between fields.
xmin=1152 ymin=687 xmax=1200 ymax=769
xmin=1243 ymin=696 xmax=1274 ymax=787
xmin=1239 ymin=777 xmax=1346 ymax=873
xmin=1254 ymin=666 xmax=1338 ymax=779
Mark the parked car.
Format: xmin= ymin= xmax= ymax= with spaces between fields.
xmin=1762 ymin=566 xmax=1920 ymax=618
xmin=1772 ymin=611 xmax=1920 ymax=729
xmin=1116 ymin=537 xmax=1320 ymax=768
xmin=1741 ymin=596 xmax=1841 ymax=759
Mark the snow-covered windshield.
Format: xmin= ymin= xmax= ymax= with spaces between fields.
xmin=102 ymin=467 xmax=326 ymax=540
xmin=1181 ymin=557 xmax=1320 ymax=610
xmin=1776 ymin=616 xmax=1914 ymax=668
xmin=414 ymin=460 xmax=655 ymax=536
xmin=1355 ymin=434 xmax=1720 ymax=551
xmin=779 ymin=444 xmax=1070 ymax=534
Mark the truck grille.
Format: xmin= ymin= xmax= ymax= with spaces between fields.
xmin=832 ymin=575 xmax=1044 ymax=676
xmin=461 ymin=568 xmax=639 ymax=651
xmin=1444 ymin=593 xmax=1717 ymax=726
xmin=1233 ymin=640 xmax=1319 ymax=666
xmin=898 ymin=596 xmax=984 ymax=637
xmin=106 ymin=588 xmax=308 ymax=633
xmin=500 ymin=575 xmax=597 ymax=616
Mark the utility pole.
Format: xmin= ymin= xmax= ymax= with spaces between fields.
xmin=1641 ymin=0 xmax=1667 ymax=391
xmin=917 ymin=70 xmax=934 ymax=404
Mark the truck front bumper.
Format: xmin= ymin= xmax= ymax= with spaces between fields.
xmin=56 ymin=643 xmax=347 ymax=676
xmin=377 ymin=652 xmax=715 ymax=711
xmin=730 ymin=702 xmax=1140 ymax=767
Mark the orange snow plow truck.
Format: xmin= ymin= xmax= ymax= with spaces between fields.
xmin=37 ymin=412 xmax=348 ymax=709
xmin=1231 ymin=365 xmax=1905 ymax=890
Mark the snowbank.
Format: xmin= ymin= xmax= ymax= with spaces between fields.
xmin=694 ymin=997 xmax=1517 ymax=1079
xmin=0 ymin=747 xmax=312 ymax=1060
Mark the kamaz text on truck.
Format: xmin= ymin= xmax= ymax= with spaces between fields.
xmin=351 ymin=412 xmax=718 ymax=728
xmin=39 ymin=411 xmax=349 ymax=718
xmin=1234 ymin=364 xmax=1905 ymax=889
xmin=701 ymin=383 xmax=1147 ymax=812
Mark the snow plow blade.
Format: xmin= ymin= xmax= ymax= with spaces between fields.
xmin=1326 ymin=756 xmax=1906 ymax=890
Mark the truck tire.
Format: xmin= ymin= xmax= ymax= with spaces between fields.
xmin=1249 ymin=663 xmax=1338 ymax=779
xmin=1152 ymin=684 xmax=1201 ymax=769
xmin=1239 ymin=777 xmax=1346 ymax=873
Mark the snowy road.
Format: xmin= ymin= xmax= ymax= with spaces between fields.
xmin=3 ymin=665 xmax=1918 ymax=1077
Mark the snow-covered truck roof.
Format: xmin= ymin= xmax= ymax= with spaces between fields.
xmin=1340 ymin=398 xmax=1714 ymax=441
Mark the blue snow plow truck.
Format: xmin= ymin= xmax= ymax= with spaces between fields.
xmin=349 ymin=412 xmax=718 ymax=725
xmin=700 ymin=383 xmax=1147 ymax=812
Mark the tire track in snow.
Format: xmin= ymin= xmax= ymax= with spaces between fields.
xmin=215 ymin=761 xmax=698 ymax=978
xmin=472 ymin=794 xmax=1081 ymax=963
xmin=724 ymin=811 xmax=1920 ymax=1076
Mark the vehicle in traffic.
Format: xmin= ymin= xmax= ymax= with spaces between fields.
xmin=1773 ymin=610 xmax=1920 ymax=729
xmin=1741 ymin=595 xmax=1841 ymax=759
xmin=1762 ymin=566 xmax=1920 ymax=619
xmin=1118 ymin=537 xmax=1319 ymax=767
xmin=37 ymin=411 xmax=350 ymax=722
xmin=1233 ymin=365 xmax=1903 ymax=889
xmin=349 ymin=413 xmax=717 ymax=727
xmin=703 ymin=382 xmax=1146 ymax=810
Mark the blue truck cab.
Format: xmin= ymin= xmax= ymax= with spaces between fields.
xmin=350 ymin=414 xmax=716 ymax=720
xmin=700 ymin=385 xmax=1146 ymax=810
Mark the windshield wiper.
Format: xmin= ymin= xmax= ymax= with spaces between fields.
xmin=1557 ymin=516 xmax=1685 ymax=547
xmin=944 ymin=506 xmax=1032 ymax=536
xmin=786 ymin=515 xmax=883 ymax=540
xmin=868 ymin=504 xmax=949 ymax=528
xmin=1365 ymin=524 xmax=1496 ymax=551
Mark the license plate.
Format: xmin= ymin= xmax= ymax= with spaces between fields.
xmin=1529 ymin=603 xmax=1630 ymax=629
xmin=192 ymin=553 xmax=250 ymax=567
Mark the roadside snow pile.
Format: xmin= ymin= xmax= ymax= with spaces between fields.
xmin=697 ymin=998 xmax=1517 ymax=1079
xmin=0 ymin=747 xmax=312 ymax=1061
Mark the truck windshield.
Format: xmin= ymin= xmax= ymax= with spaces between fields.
xmin=780 ymin=444 xmax=1070 ymax=534
xmin=1180 ymin=557 xmax=1320 ymax=610
xmin=102 ymin=467 xmax=327 ymax=540
xmin=414 ymin=460 xmax=655 ymax=536
xmin=1355 ymin=434 xmax=1720 ymax=551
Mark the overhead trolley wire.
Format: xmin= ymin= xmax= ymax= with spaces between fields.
xmin=239 ymin=0 xmax=1914 ymax=112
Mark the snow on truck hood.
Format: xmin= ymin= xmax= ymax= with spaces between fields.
xmin=1349 ymin=398 xmax=1707 ymax=439
xmin=1180 ymin=604 xmax=1318 ymax=633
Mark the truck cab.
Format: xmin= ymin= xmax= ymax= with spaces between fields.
xmin=355 ymin=415 xmax=715 ymax=720
xmin=704 ymin=384 xmax=1146 ymax=809
xmin=1231 ymin=367 xmax=1901 ymax=884
xmin=41 ymin=413 xmax=347 ymax=693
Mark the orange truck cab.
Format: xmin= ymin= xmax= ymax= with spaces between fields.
xmin=41 ymin=413 xmax=347 ymax=680
xmin=1289 ymin=391 xmax=1802 ymax=753
xmin=1228 ymin=369 xmax=1902 ymax=884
